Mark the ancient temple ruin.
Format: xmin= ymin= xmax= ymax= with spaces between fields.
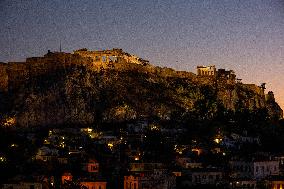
xmin=197 ymin=65 xmax=216 ymax=76
xmin=74 ymin=48 xmax=149 ymax=66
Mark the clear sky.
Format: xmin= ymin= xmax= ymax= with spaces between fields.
xmin=0 ymin=0 xmax=283 ymax=109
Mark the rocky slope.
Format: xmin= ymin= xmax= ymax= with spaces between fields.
xmin=0 ymin=50 xmax=282 ymax=127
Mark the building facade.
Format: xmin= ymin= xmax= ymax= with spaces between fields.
xmin=197 ymin=65 xmax=216 ymax=76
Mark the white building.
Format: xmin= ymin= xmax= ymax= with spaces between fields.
xmin=191 ymin=170 xmax=222 ymax=185
xmin=253 ymin=161 xmax=279 ymax=179
xmin=2 ymin=182 xmax=42 ymax=189
xmin=229 ymin=159 xmax=280 ymax=180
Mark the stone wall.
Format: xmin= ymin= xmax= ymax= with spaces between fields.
xmin=7 ymin=62 xmax=29 ymax=92
xmin=27 ymin=52 xmax=78 ymax=77
xmin=6 ymin=52 xmax=93 ymax=93
xmin=4 ymin=49 xmax=149 ymax=87
xmin=0 ymin=63 xmax=8 ymax=93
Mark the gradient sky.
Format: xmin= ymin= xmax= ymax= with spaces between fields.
xmin=0 ymin=0 xmax=283 ymax=109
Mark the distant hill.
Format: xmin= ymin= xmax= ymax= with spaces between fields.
xmin=0 ymin=49 xmax=282 ymax=127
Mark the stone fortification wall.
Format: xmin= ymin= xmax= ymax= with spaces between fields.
xmin=27 ymin=52 xmax=89 ymax=77
xmin=242 ymin=84 xmax=265 ymax=97
xmin=6 ymin=52 xmax=93 ymax=92
xmin=3 ymin=49 xmax=149 ymax=93
xmin=0 ymin=63 xmax=8 ymax=92
xmin=7 ymin=62 xmax=29 ymax=92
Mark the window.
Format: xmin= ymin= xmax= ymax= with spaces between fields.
xmin=256 ymin=166 xmax=258 ymax=172
xmin=102 ymin=56 xmax=107 ymax=62
xmin=91 ymin=165 xmax=97 ymax=171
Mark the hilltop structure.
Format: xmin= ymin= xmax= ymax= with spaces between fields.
xmin=196 ymin=65 xmax=275 ymax=111
xmin=0 ymin=48 xmax=149 ymax=93
xmin=197 ymin=65 xmax=236 ymax=81
xmin=0 ymin=50 xmax=282 ymax=127
xmin=197 ymin=65 xmax=216 ymax=76
xmin=74 ymin=48 xmax=149 ymax=65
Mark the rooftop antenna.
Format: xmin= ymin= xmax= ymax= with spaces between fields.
xmin=59 ymin=40 xmax=62 ymax=52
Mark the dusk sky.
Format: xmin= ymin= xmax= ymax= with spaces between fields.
xmin=0 ymin=0 xmax=283 ymax=109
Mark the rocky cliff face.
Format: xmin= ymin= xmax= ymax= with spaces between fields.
xmin=265 ymin=91 xmax=283 ymax=120
xmin=0 ymin=50 xmax=282 ymax=127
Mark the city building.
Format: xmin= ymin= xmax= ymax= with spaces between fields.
xmin=191 ymin=169 xmax=223 ymax=185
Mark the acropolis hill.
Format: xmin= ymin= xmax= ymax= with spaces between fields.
xmin=0 ymin=48 xmax=282 ymax=127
